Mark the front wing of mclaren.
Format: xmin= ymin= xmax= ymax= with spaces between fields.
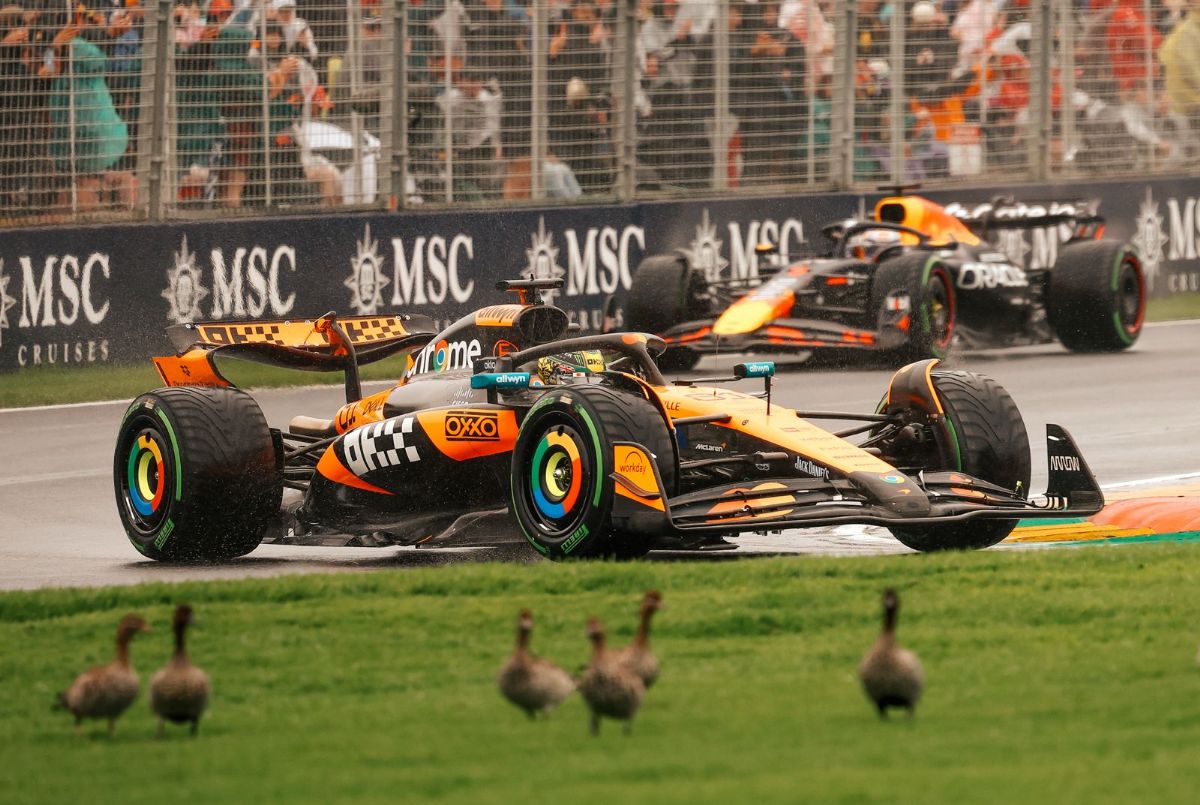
xmin=609 ymin=424 xmax=1103 ymax=537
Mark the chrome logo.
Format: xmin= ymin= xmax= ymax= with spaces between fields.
xmin=530 ymin=430 xmax=583 ymax=520
xmin=127 ymin=434 xmax=166 ymax=517
xmin=432 ymin=340 xmax=449 ymax=372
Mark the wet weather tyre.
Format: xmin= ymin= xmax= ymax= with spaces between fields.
xmin=1047 ymin=241 xmax=1144 ymax=352
xmin=626 ymin=254 xmax=708 ymax=372
xmin=871 ymin=253 xmax=956 ymax=364
xmin=889 ymin=369 xmax=1030 ymax=552
xmin=511 ymin=385 xmax=676 ymax=560
xmin=114 ymin=387 xmax=282 ymax=561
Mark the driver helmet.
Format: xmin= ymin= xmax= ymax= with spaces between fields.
xmin=847 ymin=228 xmax=901 ymax=260
xmin=536 ymin=350 xmax=606 ymax=384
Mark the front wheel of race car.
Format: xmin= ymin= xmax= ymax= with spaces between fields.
xmin=626 ymin=254 xmax=709 ymax=371
xmin=886 ymin=369 xmax=1031 ymax=552
xmin=114 ymin=387 xmax=282 ymax=561
xmin=1047 ymin=240 xmax=1144 ymax=352
xmin=510 ymin=385 xmax=676 ymax=560
xmin=871 ymin=252 xmax=956 ymax=365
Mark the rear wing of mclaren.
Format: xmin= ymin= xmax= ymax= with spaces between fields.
xmin=154 ymin=312 xmax=436 ymax=402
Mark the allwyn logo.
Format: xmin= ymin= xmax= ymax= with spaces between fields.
xmin=445 ymin=412 xmax=500 ymax=441
xmin=1050 ymin=455 xmax=1081 ymax=471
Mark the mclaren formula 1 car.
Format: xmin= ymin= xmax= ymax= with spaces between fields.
xmin=622 ymin=190 xmax=1145 ymax=370
xmin=114 ymin=278 xmax=1104 ymax=562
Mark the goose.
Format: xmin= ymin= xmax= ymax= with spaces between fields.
xmin=56 ymin=613 xmax=150 ymax=736
xmin=578 ymin=617 xmax=645 ymax=736
xmin=497 ymin=609 xmax=575 ymax=719
xmin=614 ymin=590 xmax=662 ymax=689
xmin=149 ymin=604 xmax=211 ymax=737
xmin=859 ymin=588 xmax=924 ymax=718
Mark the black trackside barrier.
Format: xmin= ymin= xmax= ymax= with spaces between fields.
xmin=2 ymin=175 xmax=1198 ymax=373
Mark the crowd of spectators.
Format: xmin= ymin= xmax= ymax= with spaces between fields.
xmin=2 ymin=0 xmax=1200 ymax=219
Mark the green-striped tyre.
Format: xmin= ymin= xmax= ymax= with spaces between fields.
xmin=1048 ymin=240 xmax=1144 ymax=352
xmin=114 ymin=387 xmax=282 ymax=561
xmin=871 ymin=252 xmax=956 ymax=365
xmin=888 ymin=369 xmax=1030 ymax=552
xmin=510 ymin=385 xmax=676 ymax=559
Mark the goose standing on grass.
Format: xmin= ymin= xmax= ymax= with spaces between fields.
xmin=149 ymin=604 xmax=211 ymax=737
xmin=859 ymin=588 xmax=924 ymax=719
xmin=579 ymin=617 xmax=645 ymax=736
xmin=56 ymin=613 xmax=150 ymax=736
xmin=614 ymin=590 xmax=662 ymax=689
xmin=497 ymin=609 xmax=575 ymax=719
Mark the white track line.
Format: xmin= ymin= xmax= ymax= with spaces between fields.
xmin=1101 ymin=471 xmax=1200 ymax=489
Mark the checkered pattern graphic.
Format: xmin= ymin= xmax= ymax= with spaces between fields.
xmin=343 ymin=416 xmax=420 ymax=478
xmin=342 ymin=317 xmax=411 ymax=344
xmin=198 ymin=324 xmax=286 ymax=346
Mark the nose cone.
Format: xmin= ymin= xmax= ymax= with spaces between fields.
xmin=713 ymin=293 xmax=794 ymax=336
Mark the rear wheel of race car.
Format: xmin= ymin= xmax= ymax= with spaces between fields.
xmin=114 ymin=387 xmax=282 ymax=561
xmin=871 ymin=252 xmax=956 ymax=364
xmin=511 ymin=385 xmax=676 ymax=559
xmin=626 ymin=254 xmax=709 ymax=371
xmin=888 ymin=369 xmax=1031 ymax=552
xmin=1047 ymin=240 xmax=1144 ymax=352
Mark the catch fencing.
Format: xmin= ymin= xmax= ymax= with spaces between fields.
xmin=0 ymin=0 xmax=1193 ymax=225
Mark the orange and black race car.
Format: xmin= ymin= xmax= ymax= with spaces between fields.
xmin=621 ymin=189 xmax=1144 ymax=371
xmin=114 ymin=278 xmax=1103 ymax=562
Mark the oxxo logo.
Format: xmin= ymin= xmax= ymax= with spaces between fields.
xmin=445 ymin=412 xmax=500 ymax=441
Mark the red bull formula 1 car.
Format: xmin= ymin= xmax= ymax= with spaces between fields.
xmin=622 ymin=190 xmax=1144 ymax=370
xmin=114 ymin=278 xmax=1103 ymax=562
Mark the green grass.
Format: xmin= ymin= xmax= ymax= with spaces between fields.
xmin=3 ymin=544 xmax=1200 ymax=804
xmin=0 ymin=355 xmax=411 ymax=409
xmin=1146 ymin=291 xmax=1200 ymax=322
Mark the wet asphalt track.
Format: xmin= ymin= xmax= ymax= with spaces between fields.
xmin=1 ymin=320 xmax=1197 ymax=591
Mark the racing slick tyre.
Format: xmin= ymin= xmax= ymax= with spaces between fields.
xmin=871 ymin=252 xmax=956 ymax=364
xmin=1047 ymin=241 xmax=1144 ymax=352
xmin=888 ymin=369 xmax=1031 ymax=552
xmin=626 ymin=254 xmax=709 ymax=372
xmin=114 ymin=387 xmax=283 ymax=561
xmin=511 ymin=385 xmax=676 ymax=560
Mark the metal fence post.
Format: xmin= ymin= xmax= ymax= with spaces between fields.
xmin=1028 ymin=0 xmax=1052 ymax=181
xmin=138 ymin=0 xmax=172 ymax=220
xmin=617 ymin=0 xmax=637 ymax=202
xmin=1058 ymin=0 xmax=1075 ymax=178
xmin=712 ymin=0 xmax=730 ymax=193
xmin=390 ymin=0 xmax=408 ymax=210
xmin=531 ymin=0 xmax=546 ymax=199
xmin=830 ymin=0 xmax=857 ymax=189
xmin=888 ymin=0 xmax=905 ymax=184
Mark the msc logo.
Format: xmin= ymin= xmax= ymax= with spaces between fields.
xmin=445 ymin=412 xmax=500 ymax=441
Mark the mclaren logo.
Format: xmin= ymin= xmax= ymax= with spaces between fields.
xmin=524 ymin=216 xmax=564 ymax=303
xmin=1131 ymin=188 xmax=1167 ymax=292
xmin=161 ymin=237 xmax=209 ymax=325
xmin=445 ymin=412 xmax=500 ymax=441
xmin=683 ymin=209 xmax=729 ymax=282
xmin=0 ymin=260 xmax=15 ymax=348
xmin=346 ymin=225 xmax=390 ymax=315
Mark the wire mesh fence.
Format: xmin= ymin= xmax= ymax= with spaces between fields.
xmin=0 ymin=0 xmax=1196 ymax=226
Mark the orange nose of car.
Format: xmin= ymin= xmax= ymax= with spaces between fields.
xmin=713 ymin=291 xmax=795 ymax=336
